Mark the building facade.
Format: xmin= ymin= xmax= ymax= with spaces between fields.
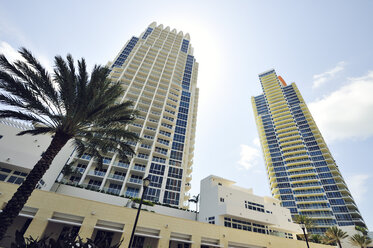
xmin=199 ymin=175 xmax=301 ymax=239
xmin=0 ymin=119 xmax=74 ymax=190
xmin=58 ymin=22 xmax=199 ymax=208
xmin=251 ymin=69 xmax=365 ymax=234
xmin=0 ymin=182 xmax=331 ymax=248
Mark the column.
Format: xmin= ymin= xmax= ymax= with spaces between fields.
xmin=157 ymin=228 xmax=171 ymax=248
xmin=219 ymin=235 xmax=229 ymax=248
xmin=191 ymin=233 xmax=201 ymax=248
xmin=78 ymin=216 xmax=97 ymax=241
xmin=24 ymin=209 xmax=53 ymax=239
xmin=119 ymin=222 xmax=134 ymax=248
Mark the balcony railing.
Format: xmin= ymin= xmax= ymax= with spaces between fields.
xmin=129 ymin=178 xmax=142 ymax=184
xmin=113 ymin=161 xmax=130 ymax=169
xmin=108 ymin=173 xmax=125 ymax=181
xmin=87 ymin=170 xmax=106 ymax=177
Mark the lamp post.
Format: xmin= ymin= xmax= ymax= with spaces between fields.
xmin=128 ymin=176 xmax=151 ymax=248
xmin=299 ymin=223 xmax=310 ymax=248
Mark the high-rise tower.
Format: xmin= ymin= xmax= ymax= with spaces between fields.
xmin=60 ymin=22 xmax=199 ymax=208
xmin=251 ymin=69 xmax=365 ymax=234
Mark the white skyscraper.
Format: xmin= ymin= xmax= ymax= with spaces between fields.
xmin=58 ymin=22 xmax=199 ymax=208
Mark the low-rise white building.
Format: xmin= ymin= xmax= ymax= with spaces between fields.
xmin=199 ymin=175 xmax=302 ymax=239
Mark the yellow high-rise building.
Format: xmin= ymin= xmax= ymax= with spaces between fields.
xmin=251 ymin=69 xmax=366 ymax=234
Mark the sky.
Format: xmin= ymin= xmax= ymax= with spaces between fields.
xmin=1 ymin=0 xmax=372 ymax=230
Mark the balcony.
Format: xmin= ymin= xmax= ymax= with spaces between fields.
xmin=107 ymin=173 xmax=125 ymax=181
xmin=184 ymin=193 xmax=191 ymax=201
xmin=133 ymin=165 xmax=146 ymax=173
xmin=79 ymin=154 xmax=91 ymax=161
xmin=71 ymin=166 xmax=86 ymax=174
xmin=103 ymin=187 xmax=121 ymax=196
xmin=80 ymin=183 xmax=101 ymax=191
xmin=112 ymin=161 xmax=129 ymax=169
xmin=128 ymin=178 xmax=143 ymax=185
xmin=87 ymin=170 xmax=106 ymax=178
xmin=186 ymin=175 xmax=192 ymax=183
xmin=352 ymin=218 xmax=365 ymax=225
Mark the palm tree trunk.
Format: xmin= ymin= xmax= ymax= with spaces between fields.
xmin=0 ymin=132 xmax=70 ymax=241
xmin=338 ymin=240 xmax=343 ymax=248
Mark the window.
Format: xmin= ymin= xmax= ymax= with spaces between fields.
xmin=166 ymin=178 xmax=181 ymax=191
xmin=168 ymin=167 xmax=183 ymax=179
xmin=1 ymin=169 xmax=28 ymax=185
xmin=148 ymin=174 xmax=163 ymax=188
xmin=70 ymin=176 xmax=81 ymax=183
xmin=144 ymin=187 xmax=160 ymax=202
xmin=163 ymin=190 xmax=180 ymax=205
xmin=149 ymin=163 xmax=165 ymax=175
xmin=87 ymin=179 xmax=102 ymax=190
xmin=208 ymin=216 xmax=215 ymax=224
xmin=125 ymin=187 xmax=139 ymax=198
xmin=245 ymin=201 xmax=265 ymax=212
xmin=0 ymin=135 xmax=3 ymax=139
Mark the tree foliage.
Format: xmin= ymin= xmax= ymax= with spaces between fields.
xmin=0 ymin=48 xmax=139 ymax=240
xmin=10 ymin=230 xmax=122 ymax=248
xmin=349 ymin=233 xmax=372 ymax=248
xmin=324 ymin=226 xmax=348 ymax=248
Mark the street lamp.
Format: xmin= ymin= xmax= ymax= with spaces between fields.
xmin=299 ymin=223 xmax=310 ymax=248
xmin=128 ymin=176 xmax=151 ymax=248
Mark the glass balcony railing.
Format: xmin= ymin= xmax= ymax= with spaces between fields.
xmin=129 ymin=178 xmax=142 ymax=184
xmin=87 ymin=170 xmax=106 ymax=177
xmin=108 ymin=173 xmax=125 ymax=181
xmin=113 ymin=161 xmax=130 ymax=169
xmin=133 ymin=165 xmax=146 ymax=172
xmin=104 ymin=187 xmax=121 ymax=195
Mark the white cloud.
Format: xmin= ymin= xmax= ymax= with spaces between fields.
xmin=237 ymin=138 xmax=262 ymax=171
xmin=309 ymin=71 xmax=373 ymax=141
xmin=345 ymin=174 xmax=371 ymax=205
xmin=0 ymin=41 xmax=53 ymax=72
xmin=312 ymin=61 xmax=345 ymax=88
xmin=0 ymin=41 xmax=24 ymax=62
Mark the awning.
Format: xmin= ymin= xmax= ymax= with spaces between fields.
xmin=170 ymin=238 xmax=194 ymax=244
xmin=48 ymin=218 xmax=82 ymax=226
xmin=201 ymin=243 xmax=224 ymax=248
xmin=134 ymin=233 xmax=161 ymax=239
xmin=94 ymin=226 xmax=123 ymax=233
xmin=19 ymin=213 xmax=35 ymax=219
xmin=0 ymin=210 xmax=35 ymax=219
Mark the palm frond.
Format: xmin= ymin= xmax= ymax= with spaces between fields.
xmin=17 ymin=126 xmax=56 ymax=136
xmin=18 ymin=48 xmax=60 ymax=110
xmin=0 ymin=51 xmax=61 ymax=118
xmin=53 ymin=55 xmax=76 ymax=115
xmin=0 ymin=110 xmax=46 ymax=124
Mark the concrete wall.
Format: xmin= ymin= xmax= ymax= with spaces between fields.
xmin=0 ymin=120 xmax=75 ymax=190
xmin=0 ymin=182 xmax=333 ymax=248
xmin=55 ymin=184 xmax=197 ymax=220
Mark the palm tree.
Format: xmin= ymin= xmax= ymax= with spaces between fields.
xmin=54 ymin=161 xmax=81 ymax=192
xmin=293 ymin=215 xmax=314 ymax=238
xmin=188 ymin=194 xmax=200 ymax=220
xmin=309 ymin=234 xmax=323 ymax=244
xmin=349 ymin=234 xmax=372 ymax=248
xmin=324 ymin=226 xmax=348 ymax=248
xmin=0 ymin=48 xmax=139 ymax=240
